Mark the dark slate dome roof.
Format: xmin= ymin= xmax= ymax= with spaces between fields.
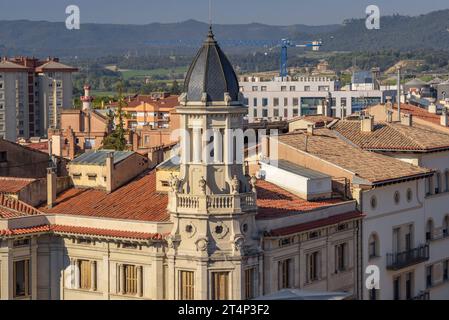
xmin=183 ymin=27 xmax=240 ymax=103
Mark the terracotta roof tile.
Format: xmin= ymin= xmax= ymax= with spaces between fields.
xmin=266 ymin=211 xmax=363 ymax=236
xmin=0 ymin=177 xmax=36 ymax=193
xmin=40 ymin=170 xmax=169 ymax=222
xmin=277 ymin=129 xmax=431 ymax=185
xmin=0 ymin=194 xmax=42 ymax=218
xmin=332 ymin=119 xmax=449 ymax=151
xmin=0 ymin=224 xmax=165 ymax=241
xmin=256 ymin=179 xmax=344 ymax=220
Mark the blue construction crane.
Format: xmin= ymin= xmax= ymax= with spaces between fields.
xmin=272 ymin=39 xmax=322 ymax=78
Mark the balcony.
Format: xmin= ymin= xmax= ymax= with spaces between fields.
xmin=386 ymin=244 xmax=429 ymax=271
xmin=411 ymin=291 xmax=430 ymax=300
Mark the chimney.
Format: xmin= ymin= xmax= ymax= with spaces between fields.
xmin=360 ymin=116 xmax=374 ymax=132
xmin=401 ymin=114 xmax=413 ymax=126
xmin=105 ymin=152 xmax=114 ymax=193
xmin=386 ymin=109 xmax=393 ymax=123
xmin=428 ymin=103 xmax=437 ymax=114
xmin=307 ymin=123 xmax=314 ymax=135
xmin=47 ymin=168 xmax=57 ymax=208
xmin=441 ymin=108 xmax=448 ymax=127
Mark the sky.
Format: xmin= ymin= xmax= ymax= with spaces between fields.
xmin=0 ymin=0 xmax=448 ymax=25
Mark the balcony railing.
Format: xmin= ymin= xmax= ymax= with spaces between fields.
xmin=386 ymin=244 xmax=429 ymax=270
xmin=170 ymin=192 xmax=257 ymax=214
xmin=412 ymin=291 xmax=430 ymax=300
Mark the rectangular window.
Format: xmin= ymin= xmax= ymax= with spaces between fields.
xmin=252 ymin=86 xmax=258 ymax=92
xmin=261 ymin=86 xmax=267 ymax=92
xmin=273 ymin=98 xmax=279 ymax=107
xmin=79 ymin=260 xmax=92 ymax=290
xmin=426 ymin=265 xmax=433 ymax=288
xmin=444 ymin=260 xmax=448 ymax=281
xmin=335 ymin=243 xmax=348 ymax=272
xmin=393 ymin=276 xmax=401 ymax=300
xmin=284 ymin=109 xmax=288 ymax=118
xmin=279 ymin=259 xmax=291 ymax=289
xmin=304 ymin=86 xmax=310 ymax=91
xmin=307 ymin=252 xmax=319 ymax=282
xmin=0 ymin=151 xmax=7 ymax=162
xmin=124 ymin=265 xmax=138 ymax=295
xmin=405 ymin=272 xmax=413 ymax=300
xmin=180 ymin=271 xmax=194 ymax=300
xmin=253 ymin=108 xmax=258 ymax=118
xmin=253 ymin=98 xmax=258 ymax=107
xmin=290 ymin=86 xmax=296 ymax=91
xmin=14 ymin=260 xmax=30 ymax=298
xmin=293 ymin=98 xmax=299 ymax=106
xmin=245 ymin=268 xmax=256 ymax=300
xmin=273 ymin=109 xmax=279 ymax=117
xmin=281 ymin=86 xmax=287 ymax=92
xmin=284 ymin=98 xmax=288 ymax=107
xmin=262 ymin=109 xmax=268 ymax=118
xmin=212 ymin=272 xmax=229 ymax=300
xmin=292 ymin=108 xmax=299 ymax=117
xmin=262 ymin=98 xmax=268 ymax=107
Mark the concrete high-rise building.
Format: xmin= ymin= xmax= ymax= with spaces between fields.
xmin=0 ymin=57 xmax=77 ymax=141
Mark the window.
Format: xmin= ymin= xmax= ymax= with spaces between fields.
xmin=13 ymin=239 xmax=30 ymax=247
xmin=393 ymin=276 xmax=401 ymax=300
xmin=253 ymin=108 xmax=258 ymax=118
xmin=405 ymin=272 xmax=413 ymax=300
xmin=292 ymin=98 xmax=299 ymax=106
xmin=304 ymin=86 xmax=310 ymax=91
xmin=445 ymin=170 xmax=449 ymax=192
xmin=212 ymin=272 xmax=229 ymax=300
xmin=335 ymin=243 xmax=348 ymax=272
xmin=281 ymin=86 xmax=287 ymax=92
xmin=426 ymin=219 xmax=434 ymax=241
xmin=161 ymin=181 xmax=170 ymax=187
xmin=273 ymin=109 xmax=279 ymax=117
xmin=252 ymin=86 xmax=258 ymax=92
xmin=262 ymin=98 xmax=268 ymax=107
xmin=0 ymin=151 xmax=6 ymax=163
xmin=369 ymin=233 xmax=379 ymax=259
xmin=262 ymin=109 xmax=268 ymax=118
xmin=435 ymin=172 xmax=441 ymax=194
xmin=292 ymin=108 xmax=298 ymax=117
xmin=279 ymin=259 xmax=292 ymax=289
xmin=14 ymin=260 xmax=30 ymax=298
xmin=273 ymin=98 xmax=279 ymax=107
xmin=369 ymin=288 xmax=378 ymax=300
xmin=261 ymin=86 xmax=267 ymax=92
xmin=78 ymin=260 xmax=95 ymax=290
xmin=444 ymin=260 xmax=448 ymax=281
xmin=307 ymin=251 xmax=319 ymax=282
xmin=394 ymin=191 xmax=400 ymax=204
xmin=180 ymin=271 xmax=194 ymax=300
xmin=426 ymin=265 xmax=433 ymax=288
xmin=283 ymin=98 xmax=288 ymax=106
xmin=425 ymin=176 xmax=432 ymax=196
xmin=253 ymin=98 xmax=257 ymax=107
xmin=290 ymin=86 xmax=296 ymax=91
xmin=370 ymin=196 xmax=377 ymax=209
xmin=406 ymin=188 xmax=413 ymax=202
xmin=244 ymin=268 xmax=256 ymax=300
xmin=444 ymin=216 xmax=449 ymax=237
xmin=124 ymin=265 xmax=138 ymax=295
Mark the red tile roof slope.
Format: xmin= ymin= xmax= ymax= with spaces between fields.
xmin=266 ymin=211 xmax=363 ymax=236
xmin=393 ymin=103 xmax=440 ymax=125
xmin=40 ymin=170 xmax=169 ymax=222
xmin=25 ymin=142 xmax=49 ymax=152
xmin=0 ymin=194 xmax=42 ymax=218
xmin=0 ymin=177 xmax=36 ymax=193
xmin=0 ymin=224 xmax=165 ymax=240
xmin=256 ymin=179 xmax=343 ymax=220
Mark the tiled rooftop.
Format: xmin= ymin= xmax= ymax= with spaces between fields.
xmin=70 ymin=150 xmax=134 ymax=165
xmin=331 ymin=119 xmax=449 ymax=151
xmin=277 ymin=129 xmax=431 ymax=185
xmin=0 ymin=194 xmax=42 ymax=218
xmin=266 ymin=211 xmax=363 ymax=236
xmin=256 ymin=179 xmax=344 ymax=220
xmin=40 ymin=170 xmax=170 ymax=222
xmin=0 ymin=177 xmax=36 ymax=193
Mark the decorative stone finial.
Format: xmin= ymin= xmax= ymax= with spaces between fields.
xmin=231 ymin=175 xmax=240 ymax=194
xmin=250 ymin=175 xmax=257 ymax=193
xmin=199 ymin=177 xmax=207 ymax=194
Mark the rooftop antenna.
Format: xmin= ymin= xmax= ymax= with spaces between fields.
xmin=209 ymin=0 xmax=212 ymax=28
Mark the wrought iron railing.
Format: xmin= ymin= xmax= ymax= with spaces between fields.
xmin=386 ymin=244 xmax=429 ymax=270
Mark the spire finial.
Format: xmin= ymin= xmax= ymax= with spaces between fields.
xmin=209 ymin=0 xmax=212 ymax=28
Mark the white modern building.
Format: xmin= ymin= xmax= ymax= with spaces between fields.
xmin=239 ymin=76 xmax=394 ymax=122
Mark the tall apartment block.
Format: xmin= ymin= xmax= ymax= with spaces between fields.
xmin=0 ymin=57 xmax=77 ymax=141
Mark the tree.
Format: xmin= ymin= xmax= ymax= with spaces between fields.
xmin=171 ymin=80 xmax=181 ymax=94
xmin=101 ymin=82 xmax=128 ymax=151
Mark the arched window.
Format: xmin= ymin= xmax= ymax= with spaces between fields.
xmin=426 ymin=219 xmax=434 ymax=241
xmin=368 ymin=233 xmax=379 ymax=259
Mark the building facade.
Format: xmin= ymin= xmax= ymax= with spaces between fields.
xmin=0 ymin=57 xmax=77 ymax=141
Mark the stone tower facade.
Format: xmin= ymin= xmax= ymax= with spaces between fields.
xmin=166 ymin=28 xmax=262 ymax=300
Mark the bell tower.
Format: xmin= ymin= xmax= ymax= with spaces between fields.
xmin=166 ymin=28 xmax=262 ymax=300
